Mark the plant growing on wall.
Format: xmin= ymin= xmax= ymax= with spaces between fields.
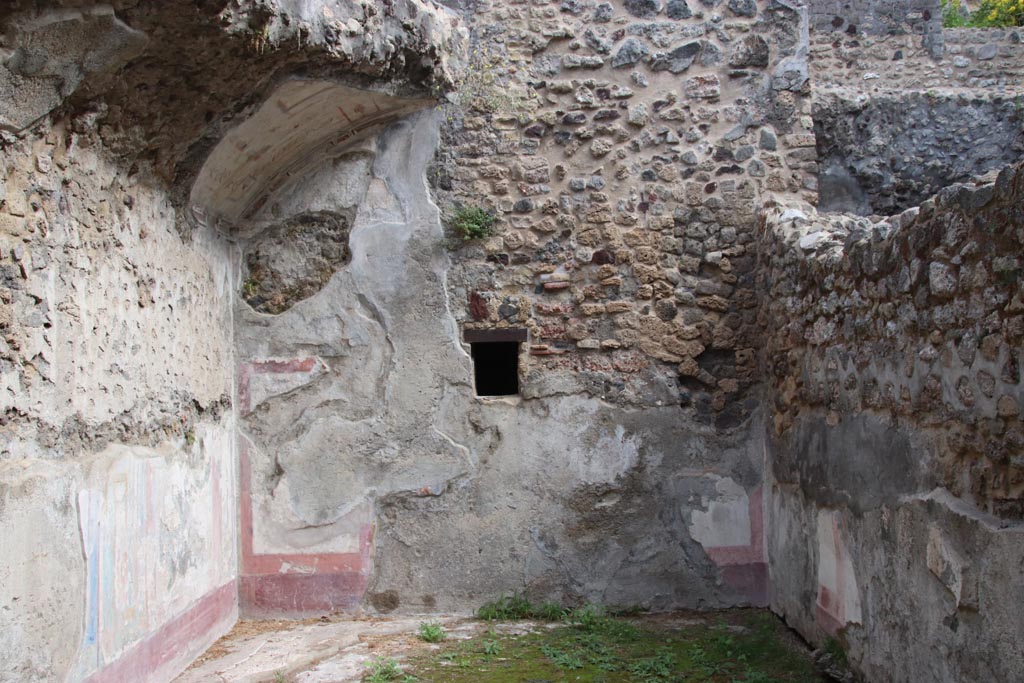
xmin=972 ymin=0 xmax=1024 ymax=25
xmin=449 ymin=205 xmax=496 ymax=243
xmin=443 ymin=43 xmax=537 ymax=116
xmin=943 ymin=0 xmax=1023 ymax=26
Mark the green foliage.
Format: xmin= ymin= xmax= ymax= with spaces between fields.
xmin=418 ymin=622 xmax=446 ymax=643
xmin=534 ymin=601 xmax=569 ymax=621
xmin=242 ymin=278 xmax=259 ymax=299
xmin=475 ymin=594 xmax=569 ymax=621
xmin=971 ymin=0 xmax=1024 ymax=25
xmin=365 ymin=657 xmax=414 ymax=683
xmin=404 ymin=609 xmax=821 ymax=683
xmin=943 ymin=0 xmax=1023 ymax=26
xmin=824 ymin=636 xmax=848 ymax=667
xmin=539 ymin=644 xmax=585 ymax=670
xmin=449 ymin=206 xmax=496 ymax=243
xmin=942 ymin=0 xmax=972 ymax=26
xmin=565 ymin=604 xmax=605 ymax=631
xmin=274 ymin=672 xmax=286 ymax=683
xmin=627 ymin=648 xmax=677 ymax=682
xmin=565 ymin=604 xmax=640 ymax=641
xmin=476 ymin=594 xmax=535 ymax=620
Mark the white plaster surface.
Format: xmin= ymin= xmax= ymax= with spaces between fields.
xmin=688 ymin=476 xmax=752 ymax=549
xmin=815 ymin=509 xmax=862 ymax=627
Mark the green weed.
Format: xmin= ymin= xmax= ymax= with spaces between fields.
xmin=449 ymin=206 xmax=496 ymax=243
xmin=539 ymin=644 xmax=584 ymax=670
xmin=365 ymin=657 xmax=414 ymax=683
xmin=476 ymin=594 xmax=535 ymax=620
xmin=418 ymin=622 xmax=445 ymax=643
xmin=627 ymin=648 xmax=677 ymax=682
xmin=824 ymin=636 xmax=848 ymax=667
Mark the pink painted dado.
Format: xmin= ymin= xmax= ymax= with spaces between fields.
xmin=83 ymin=582 xmax=236 ymax=683
xmin=702 ymin=487 xmax=768 ymax=606
xmin=237 ymin=358 xmax=374 ymax=617
xmin=238 ymin=440 xmax=374 ymax=616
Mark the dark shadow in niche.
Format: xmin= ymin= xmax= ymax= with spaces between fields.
xmin=471 ymin=342 xmax=520 ymax=397
xmin=817 ymin=161 xmax=871 ymax=215
xmin=241 ymin=210 xmax=353 ymax=314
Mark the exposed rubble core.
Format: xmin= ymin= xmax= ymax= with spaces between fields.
xmin=1 ymin=1 xmax=1023 ymax=683
xmin=761 ymin=163 xmax=1024 ymax=683
xmin=241 ymin=210 xmax=354 ymax=314
xmin=810 ymin=25 xmax=1024 ymax=215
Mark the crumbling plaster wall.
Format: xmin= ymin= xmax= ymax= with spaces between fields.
xmin=1 ymin=1 xmax=463 ymax=682
xmin=0 ymin=103 xmax=237 ymax=683
xmin=234 ymin=0 xmax=818 ymax=617
xmin=760 ymin=163 xmax=1024 ymax=681
xmin=235 ymin=111 xmax=771 ymax=616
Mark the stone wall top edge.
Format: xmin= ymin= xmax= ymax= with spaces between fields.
xmin=762 ymin=160 xmax=1024 ymax=260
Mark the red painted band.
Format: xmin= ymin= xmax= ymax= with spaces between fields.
xmin=83 ymin=581 xmax=236 ymax=683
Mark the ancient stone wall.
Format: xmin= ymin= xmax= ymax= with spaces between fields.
xmin=428 ymin=0 xmax=814 ymax=607
xmin=435 ymin=0 xmax=814 ymax=422
xmin=232 ymin=0 xmax=814 ymax=618
xmin=760 ymin=163 xmax=1024 ymax=681
xmin=805 ymin=0 xmax=942 ymax=55
xmin=811 ymin=26 xmax=1024 ymax=89
xmin=808 ymin=24 xmax=1024 ymax=215
xmin=814 ymin=90 xmax=1024 ymax=214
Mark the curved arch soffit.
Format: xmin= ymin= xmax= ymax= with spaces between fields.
xmin=190 ymin=79 xmax=432 ymax=234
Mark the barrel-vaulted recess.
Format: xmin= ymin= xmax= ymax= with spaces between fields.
xmin=189 ymin=80 xmax=432 ymax=232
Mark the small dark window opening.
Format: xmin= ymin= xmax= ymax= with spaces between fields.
xmin=471 ymin=342 xmax=520 ymax=396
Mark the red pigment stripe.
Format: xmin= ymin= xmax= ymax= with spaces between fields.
xmin=83 ymin=581 xmax=235 ymax=683
xmin=237 ymin=358 xmax=319 ymax=413
xmin=238 ymin=439 xmax=374 ymax=575
xmin=239 ymin=571 xmax=369 ymax=616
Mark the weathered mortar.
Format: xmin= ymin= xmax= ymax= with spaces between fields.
xmin=2 ymin=0 xmax=1024 ymax=681
xmin=0 ymin=112 xmax=238 ymax=683
xmin=434 ymin=0 xmax=815 ymax=422
xmin=412 ymin=0 xmax=813 ymax=607
xmin=804 ymin=0 xmax=943 ymax=57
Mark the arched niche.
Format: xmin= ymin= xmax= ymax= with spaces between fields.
xmin=190 ymin=79 xmax=432 ymax=235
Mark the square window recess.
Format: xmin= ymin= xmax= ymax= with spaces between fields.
xmin=464 ymin=328 xmax=527 ymax=397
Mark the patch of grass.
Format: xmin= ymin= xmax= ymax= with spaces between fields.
xmin=540 ymin=643 xmax=585 ymax=669
xmin=418 ymin=621 xmax=445 ymax=643
xmin=534 ymin=601 xmax=569 ymax=621
xmin=824 ymin=636 xmax=848 ymax=667
xmin=476 ymin=594 xmax=533 ymax=620
xmin=627 ymin=648 xmax=676 ymax=682
xmin=406 ymin=609 xmax=824 ymax=683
